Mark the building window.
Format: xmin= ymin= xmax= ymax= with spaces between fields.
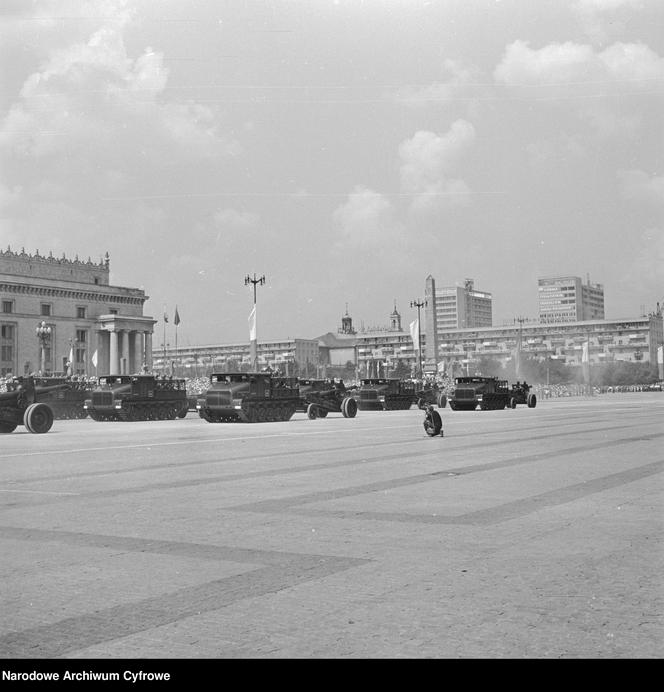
xmin=76 ymin=329 xmax=87 ymax=343
xmin=2 ymin=301 xmax=12 ymax=314
xmin=76 ymin=306 xmax=86 ymax=319
xmin=109 ymin=308 xmax=118 ymax=315
xmin=1 ymin=345 xmax=13 ymax=361
xmin=41 ymin=304 xmax=51 ymax=317
xmin=1 ymin=325 xmax=14 ymax=339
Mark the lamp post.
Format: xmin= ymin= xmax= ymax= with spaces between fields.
xmin=245 ymin=273 xmax=265 ymax=371
xmin=410 ymin=299 xmax=426 ymax=380
xmin=36 ymin=321 xmax=52 ymax=375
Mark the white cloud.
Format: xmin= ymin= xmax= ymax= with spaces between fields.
xmin=398 ymin=121 xmax=475 ymax=213
xmin=333 ymin=187 xmax=397 ymax=248
xmin=392 ymin=59 xmax=481 ymax=108
xmin=618 ymin=169 xmax=664 ymax=205
xmin=494 ymin=39 xmax=664 ymax=87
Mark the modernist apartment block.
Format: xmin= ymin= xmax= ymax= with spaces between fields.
xmin=0 ymin=248 xmax=156 ymax=377
xmin=435 ymin=314 xmax=663 ymax=372
xmin=538 ymin=275 xmax=605 ymax=324
xmin=155 ymin=338 xmax=322 ymax=377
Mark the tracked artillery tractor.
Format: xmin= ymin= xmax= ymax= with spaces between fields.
xmin=448 ymin=376 xmax=510 ymax=411
xmin=84 ymin=375 xmax=188 ymax=421
xmin=197 ymin=372 xmax=300 ymax=423
xmin=353 ymin=378 xmax=416 ymax=411
xmin=298 ymin=378 xmax=358 ymax=419
xmin=0 ymin=376 xmax=67 ymax=433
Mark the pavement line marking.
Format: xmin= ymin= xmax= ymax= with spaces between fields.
xmin=0 ymin=423 xmax=421 ymax=459
xmin=0 ymin=526 xmax=371 ymax=659
xmin=0 ymin=488 xmax=80 ymax=495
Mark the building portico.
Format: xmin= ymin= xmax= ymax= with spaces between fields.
xmin=96 ymin=315 xmax=156 ymax=375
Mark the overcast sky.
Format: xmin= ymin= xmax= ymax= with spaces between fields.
xmin=1 ymin=0 xmax=662 ymax=347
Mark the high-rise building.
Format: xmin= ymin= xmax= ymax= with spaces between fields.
xmin=424 ymin=276 xmax=492 ymax=365
xmin=538 ymin=275 xmax=605 ymax=324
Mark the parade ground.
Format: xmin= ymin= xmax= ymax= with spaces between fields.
xmin=0 ymin=393 xmax=662 ymax=659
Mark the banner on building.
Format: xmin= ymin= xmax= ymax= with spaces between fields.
xmin=91 ymin=349 xmax=98 ymax=368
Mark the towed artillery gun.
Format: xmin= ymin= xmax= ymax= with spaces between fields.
xmin=507 ymin=381 xmax=537 ymax=408
xmin=298 ymin=378 xmax=358 ymax=419
xmin=32 ymin=375 xmax=91 ymax=419
xmin=0 ymin=376 xmax=68 ymax=433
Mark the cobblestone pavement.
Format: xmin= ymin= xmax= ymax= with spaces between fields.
xmin=0 ymin=394 xmax=662 ymax=658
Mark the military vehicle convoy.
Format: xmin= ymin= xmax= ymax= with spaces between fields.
xmin=32 ymin=376 xmax=90 ymax=419
xmin=298 ymin=378 xmax=358 ymax=419
xmin=0 ymin=376 xmax=67 ymax=433
xmin=448 ymin=376 xmax=511 ymax=410
xmin=84 ymin=375 xmax=188 ymax=421
xmin=197 ymin=372 xmax=300 ymax=423
xmin=353 ymin=378 xmax=416 ymax=411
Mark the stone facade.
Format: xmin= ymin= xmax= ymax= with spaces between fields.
xmin=0 ymin=247 xmax=156 ymax=376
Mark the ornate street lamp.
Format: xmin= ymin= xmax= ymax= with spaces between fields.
xmin=36 ymin=321 xmax=52 ymax=375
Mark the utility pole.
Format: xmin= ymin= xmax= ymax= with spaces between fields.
xmin=245 ymin=273 xmax=265 ymax=371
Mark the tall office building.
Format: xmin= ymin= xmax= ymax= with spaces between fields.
xmin=424 ymin=276 xmax=493 ymax=364
xmin=538 ymin=275 xmax=605 ymax=324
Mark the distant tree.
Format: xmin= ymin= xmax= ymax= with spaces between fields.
xmin=391 ymin=359 xmax=411 ymax=379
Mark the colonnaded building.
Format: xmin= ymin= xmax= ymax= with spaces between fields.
xmin=0 ymin=247 xmax=155 ymax=377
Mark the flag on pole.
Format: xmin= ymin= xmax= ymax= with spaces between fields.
xmin=514 ymin=329 xmax=522 ymax=379
xmin=163 ymin=312 xmax=168 ymax=323
xmin=174 ymin=306 xmax=180 ymax=326
xmin=91 ymin=349 xmax=98 ymax=368
xmin=249 ymin=305 xmax=257 ymax=341
xmin=68 ymin=345 xmax=74 ymax=364
xmin=409 ymin=319 xmax=419 ymax=352
xmin=582 ymin=338 xmax=590 ymax=385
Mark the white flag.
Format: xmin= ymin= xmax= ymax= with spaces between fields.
xmin=409 ymin=319 xmax=419 ymax=352
xmin=248 ymin=305 xmax=257 ymax=341
xmin=68 ymin=346 xmax=74 ymax=364
xmin=91 ymin=349 xmax=98 ymax=368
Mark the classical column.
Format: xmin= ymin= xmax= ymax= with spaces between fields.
xmin=118 ymin=330 xmax=128 ymax=375
xmin=133 ymin=331 xmax=143 ymax=373
xmin=144 ymin=332 xmax=153 ymax=370
xmin=109 ymin=330 xmax=119 ymax=375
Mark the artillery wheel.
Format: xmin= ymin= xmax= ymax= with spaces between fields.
xmin=341 ymin=396 xmax=357 ymax=418
xmin=307 ymin=403 xmax=318 ymax=420
xmin=510 ymin=397 xmax=517 ymax=409
xmin=23 ymin=403 xmax=54 ymax=434
xmin=424 ymin=409 xmax=442 ymax=436
xmin=437 ymin=394 xmax=447 ymax=408
xmin=177 ymin=405 xmax=188 ymax=418
xmin=527 ymin=393 xmax=537 ymax=408
xmin=318 ymin=408 xmax=328 ymax=418
xmin=416 ymin=398 xmax=426 ymax=410
xmin=0 ymin=421 xmax=18 ymax=433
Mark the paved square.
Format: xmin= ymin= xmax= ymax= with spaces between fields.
xmin=1 ymin=393 xmax=662 ymax=658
